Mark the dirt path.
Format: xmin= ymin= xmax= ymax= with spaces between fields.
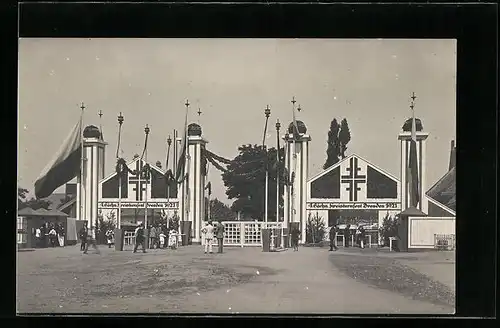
xmin=17 ymin=245 xmax=454 ymax=314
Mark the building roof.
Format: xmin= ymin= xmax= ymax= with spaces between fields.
xmin=426 ymin=166 xmax=456 ymax=212
xmin=18 ymin=207 xmax=40 ymax=216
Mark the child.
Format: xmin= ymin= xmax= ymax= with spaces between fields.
xmin=168 ymin=229 xmax=178 ymax=249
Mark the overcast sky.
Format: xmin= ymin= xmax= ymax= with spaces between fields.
xmin=18 ymin=38 xmax=456 ymax=204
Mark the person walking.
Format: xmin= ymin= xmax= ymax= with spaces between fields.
xmin=215 ymin=220 xmax=225 ymax=254
xmin=201 ymin=221 xmax=214 ymax=254
xmin=83 ymin=225 xmax=101 ymax=254
xmin=329 ymin=225 xmax=338 ymax=251
xmin=133 ymin=222 xmax=147 ymax=253
xmin=79 ymin=226 xmax=88 ymax=251
xmin=290 ymin=226 xmax=300 ymax=251
xmin=344 ymin=224 xmax=351 ymax=248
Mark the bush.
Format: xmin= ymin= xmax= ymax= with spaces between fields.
xmin=378 ymin=213 xmax=399 ymax=246
xmin=97 ymin=211 xmax=116 ymax=244
xmin=306 ymin=212 xmax=326 ymax=245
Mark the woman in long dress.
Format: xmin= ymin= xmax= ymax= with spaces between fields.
xmin=57 ymin=223 xmax=65 ymax=247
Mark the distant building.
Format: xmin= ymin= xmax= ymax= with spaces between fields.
xmin=425 ymin=140 xmax=456 ymax=217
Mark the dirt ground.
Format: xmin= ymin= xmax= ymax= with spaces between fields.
xmin=17 ymin=244 xmax=455 ymax=314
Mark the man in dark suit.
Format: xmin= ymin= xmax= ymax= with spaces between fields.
xmin=344 ymin=224 xmax=351 ymax=247
xmin=79 ymin=226 xmax=87 ymax=251
xmin=329 ymin=225 xmax=338 ymax=251
xmin=215 ymin=220 xmax=225 ymax=254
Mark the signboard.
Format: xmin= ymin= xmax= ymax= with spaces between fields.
xmin=307 ymin=202 xmax=400 ymax=210
xmin=98 ymin=201 xmax=179 ymax=209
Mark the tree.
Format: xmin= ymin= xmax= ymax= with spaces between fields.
xmin=379 ymin=213 xmax=399 ymax=246
xmin=18 ymin=187 xmax=29 ymax=201
xmin=338 ymin=118 xmax=351 ymax=159
xmin=222 ymin=144 xmax=285 ymax=221
xmin=208 ymin=198 xmax=235 ymax=221
xmin=324 ymin=118 xmax=352 ymax=169
xmin=306 ymin=212 xmax=326 ymax=245
xmin=323 ymin=119 xmax=341 ymax=169
xmin=19 ymin=197 xmax=51 ymax=210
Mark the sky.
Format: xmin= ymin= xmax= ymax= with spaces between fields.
xmin=18 ymin=38 xmax=456 ymax=205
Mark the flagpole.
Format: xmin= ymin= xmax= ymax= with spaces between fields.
xmin=184 ymin=100 xmax=190 ymax=239
xmin=291 ymin=97 xmax=297 ymax=234
xmin=117 ymin=112 xmax=124 ymax=229
xmin=144 ymin=124 xmax=150 ymax=230
xmin=77 ymin=102 xmax=85 ymax=223
xmin=166 ymin=135 xmax=172 ymax=213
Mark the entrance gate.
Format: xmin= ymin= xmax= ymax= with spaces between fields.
xmin=123 ymin=222 xmax=284 ymax=248
xmin=210 ymin=221 xmax=283 ymax=247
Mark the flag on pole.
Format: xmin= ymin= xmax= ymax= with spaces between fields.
xmin=35 ymin=118 xmax=83 ymax=199
xmin=175 ymin=103 xmax=189 ymax=183
xmin=407 ymin=107 xmax=420 ymax=207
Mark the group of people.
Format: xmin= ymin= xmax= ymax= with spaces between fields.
xmin=35 ymin=221 xmax=65 ymax=248
xmin=201 ymin=220 xmax=225 ymax=254
xmin=147 ymin=224 xmax=181 ymax=250
xmin=328 ymin=224 xmax=367 ymax=251
xmin=133 ymin=222 xmax=182 ymax=253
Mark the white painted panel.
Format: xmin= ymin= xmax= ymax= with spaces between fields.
xmin=409 ymin=216 xmax=455 ymax=248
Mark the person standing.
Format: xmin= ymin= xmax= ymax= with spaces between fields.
xmin=329 ymin=225 xmax=338 ymax=251
xmin=44 ymin=222 xmax=50 ymax=248
xmin=215 ymin=220 xmax=225 ymax=254
xmin=79 ymin=226 xmax=88 ymax=251
xmin=149 ymin=225 xmax=158 ymax=249
xmin=344 ymin=224 xmax=351 ymax=248
xmin=201 ymin=221 xmax=214 ymax=254
xmin=35 ymin=226 xmax=42 ymax=248
xmin=57 ymin=222 xmax=65 ymax=247
xmin=159 ymin=230 xmax=167 ymax=249
xmin=358 ymin=225 xmax=366 ymax=249
xmin=290 ymin=226 xmax=300 ymax=251
xmin=133 ymin=222 xmax=146 ymax=253
xmin=48 ymin=226 xmax=57 ymax=247
xmin=105 ymin=229 xmax=114 ymax=248
xmin=83 ymin=225 xmax=101 ymax=255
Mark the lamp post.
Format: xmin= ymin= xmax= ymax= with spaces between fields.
xmin=275 ymin=119 xmax=281 ymax=224
xmin=263 ymin=105 xmax=271 ymax=225
xmin=117 ymin=112 xmax=124 ymax=230
xmin=144 ymin=124 xmax=150 ymax=230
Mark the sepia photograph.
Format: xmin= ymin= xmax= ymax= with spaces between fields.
xmin=17 ymin=38 xmax=456 ymax=314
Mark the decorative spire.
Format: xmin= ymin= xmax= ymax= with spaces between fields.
xmin=98 ymin=109 xmax=103 ymax=140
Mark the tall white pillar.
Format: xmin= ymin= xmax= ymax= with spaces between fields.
xmin=180 ymin=123 xmax=208 ymax=243
xmin=82 ymin=126 xmax=107 ymax=233
xmin=398 ymin=130 xmax=429 ymax=212
xmin=283 ymin=121 xmax=311 ymax=244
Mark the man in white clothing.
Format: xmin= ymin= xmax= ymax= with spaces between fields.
xmin=201 ymin=221 xmax=214 ymax=254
